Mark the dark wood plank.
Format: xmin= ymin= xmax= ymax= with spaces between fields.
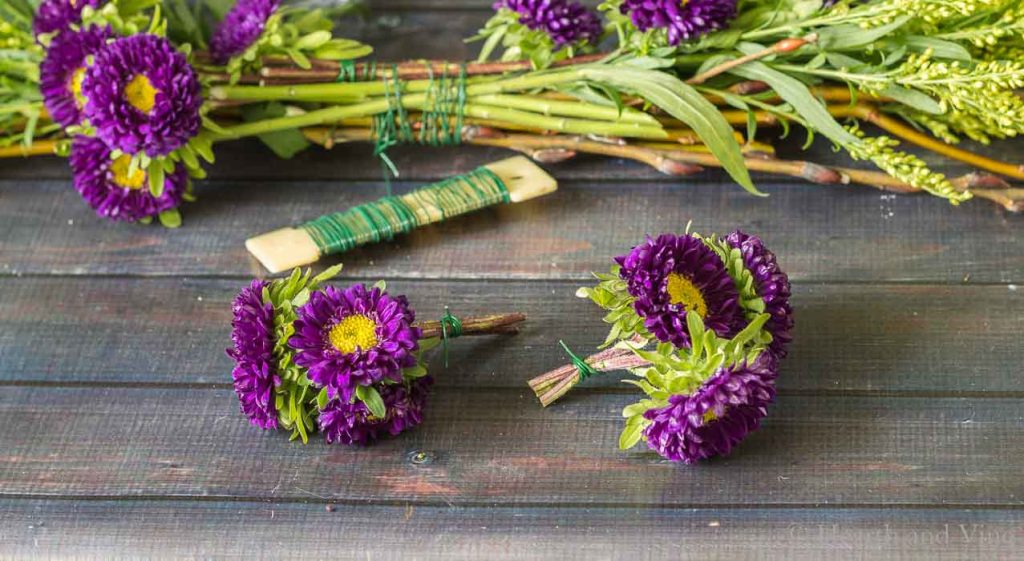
xmin=2 ymin=499 xmax=1021 ymax=561
xmin=1 ymin=277 xmax=1022 ymax=392
xmin=0 ymin=387 xmax=1020 ymax=506
xmin=1 ymin=177 xmax=1021 ymax=281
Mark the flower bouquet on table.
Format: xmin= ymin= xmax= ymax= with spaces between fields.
xmin=227 ymin=265 xmax=526 ymax=444
xmin=528 ymin=229 xmax=792 ymax=463
xmin=3 ymin=0 xmax=1024 ymax=228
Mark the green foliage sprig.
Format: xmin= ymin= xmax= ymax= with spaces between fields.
xmin=618 ymin=311 xmax=770 ymax=450
xmin=575 ymin=266 xmax=650 ymax=348
xmin=260 ymin=264 xmax=343 ymax=442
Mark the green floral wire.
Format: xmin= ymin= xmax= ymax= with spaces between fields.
xmin=299 ymin=165 xmax=510 ymax=256
xmin=439 ymin=306 xmax=463 ymax=367
xmin=337 ymin=61 xmax=469 ymax=193
xmin=559 ymin=340 xmax=598 ymax=383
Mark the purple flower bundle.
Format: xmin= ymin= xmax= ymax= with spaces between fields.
xmin=531 ymin=228 xmax=792 ymax=464
xmin=226 ymin=268 xmax=433 ymax=445
xmin=225 ymin=267 xmax=524 ymax=446
xmin=34 ymin=0 xmax=205 ymax=224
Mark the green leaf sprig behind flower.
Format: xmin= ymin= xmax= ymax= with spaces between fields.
xmin=78 ymin=0 xmax=163 ymax=40
xmin=468 ymin=5 xmax=604 ymax=69
xmin=576 ymin=266 xmax=650 ymax=348
xmin=700 ymin=233 xmax=774 ymax=348
xmin=215 ymin=7 xmax=372 ymax=85
xmin=618 ymin=311 xmax=770 ymax=450
xmin=261 ymin=265 xmax=343 ymax=443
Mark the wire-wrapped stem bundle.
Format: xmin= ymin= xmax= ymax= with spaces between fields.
xmin=528 ymin=340 xmax=648 ymax=407
xmin=227 ymin=265 xmax=528 ymax=444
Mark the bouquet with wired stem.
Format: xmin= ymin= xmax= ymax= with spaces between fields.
xmin=3 ymin=0 xmax=1024 ymax=226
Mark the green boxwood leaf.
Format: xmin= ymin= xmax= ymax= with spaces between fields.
xmin=157 ymin=208 xmax=181 ymax=228
xmin=619 ymin=416 xmax=645 ymax=450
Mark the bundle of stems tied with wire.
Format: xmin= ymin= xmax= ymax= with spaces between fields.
xmin=4 ymin=0 xmax=1024 ymax=227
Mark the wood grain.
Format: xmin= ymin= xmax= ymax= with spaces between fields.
xmin=1 ymin=499 xmax=1021 ymax=560
xmin=1 ymin=177 xmax=1021 ymax=282
xmin=0 ymin=277 xmax=1022 ymax=392
xmin=0 ymin=387 xmax=1020 ymax=506
xmin=1 ymin=3 xmax=1022 ymax=558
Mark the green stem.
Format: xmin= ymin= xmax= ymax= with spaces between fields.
xmin=211 ymin=67 xmax=588 ymax=104
xmin=217 ymin=68 xmax=614 ymax=140
xmin=458 ymin=103 xmax=669 ymax=139
xmin=468 ymin=94 xmax=659 ymax=125
xmin=219 ymin=98 xmax=394 ymax=138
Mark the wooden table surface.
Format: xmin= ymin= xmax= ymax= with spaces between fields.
xmin=1 ymin=3 xmax=1023 ymax=559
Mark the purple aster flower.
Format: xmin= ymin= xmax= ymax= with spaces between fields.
xmin=209 ymin=0 xmax=281 ymax=65
xmin=619 ymin=0 xmax=736 ymax=45
xmin=32 ymin=0 xmax=104 ymax=39
xmin=81 ymin=34 xmax=202 ymax=157
xmin=616 ymin=233 xmax=742 ymax=348
xmin=496 ymin=0 xmax=603 ymax=47
xmin=318 ymin=377 xmax=433 ymax=446
xmin=226 ymin=279 xmax=280 ymax=430
xmin=725 ymin=231 xmax=793 ymax=358
xmin=289 ymin=284 xmax=421 ymax=403
xmin=39 ymin=25 xmax=111 ymax=128
xmin=69 ymin=135 xmax=188 ymax=221
xmin=643 ymin=352 xmax=777 ymax=463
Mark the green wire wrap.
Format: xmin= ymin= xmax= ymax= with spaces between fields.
xmin=337 ymin=61 xmax=468 ymax=191
xmin=439 ymin=306 xmax=463 ymax=368
xmin=299 ymin=165 xmax=510 ymax=256
xmin=559 ymin=340 xmax=599 ymax=383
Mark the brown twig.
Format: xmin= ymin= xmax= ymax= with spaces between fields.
xmin=300 ymin=125 xmax=1023 ymax=211
xmin=687 ymin=35 xmax=817 ymax=85
xmin=416 ymin=313 xmax=527 ymax=339
xmin=246 ymin=53 xmax=608 ymax=84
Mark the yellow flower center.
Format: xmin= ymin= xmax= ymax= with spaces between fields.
xmin=328 ymin=314 xmax=379 ymax=354
xmin=109 ymin=155 xmax=147 ymax=190
xmin=665 ymin=272 xmax=707 ymax=318
xmin=702 ymin=409 xmax=719 ymax=424
xmin=69 ymin=66 xmax=87 ymax=109
xmin=124 ymin=74 xmax=158 ymax=114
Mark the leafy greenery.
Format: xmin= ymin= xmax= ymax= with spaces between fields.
xmin=260 ymin=265 xmax=343 ymax=443
xmin=575 ymin=266 xmax=650 ymax=349
xmin=467 ymin=6 xmax=601 ymax=69
xmin=619 ymin=311 xmax=770 ymax=450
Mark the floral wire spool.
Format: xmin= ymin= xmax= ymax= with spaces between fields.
xmin=245 ymin=156 xmax=557 ymax=273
